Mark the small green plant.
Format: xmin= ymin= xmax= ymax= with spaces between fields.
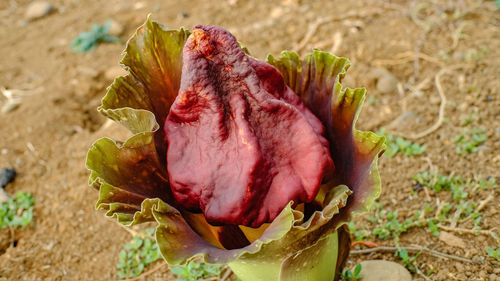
xmin=487 ymin=248 xmax=500 ymax=261
xmin=342 ymin=264 xmax=363 ymax=281
xmin=396 ymin=248 xmax=419 ymax=272
xmin=0 ymin=191 xmax=35 ymax=228
xmin=413 ymin=171 xmax=463 ymax=192
xmin=378 ymin=129 xmax=425 ymax=157
xmin=453 ymin=128 xmax=486 ymax=156
xmin=350 ymin=173 xmax=496 ymax=242
xmin=117 ymin=228 xmax=162 ymax=279
xmin=71 ymin=20 xmax=121 ymax=53
xmin=170 ymin=259 xmax=224 ymax=281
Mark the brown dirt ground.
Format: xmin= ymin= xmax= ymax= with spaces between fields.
xmin=0 ymin=0 xmax=499 ymax=280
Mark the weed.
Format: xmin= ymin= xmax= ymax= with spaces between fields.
xmin=395 ymin=248 xmax=419 ymax=272
xmin=367 ymin=96 xmax=376 ymax=105
xmin=0 ymin=191 xmax=35 ymax=228
xmin=170 ymin=259 xmax=224 ymax=281
xmin=460 ymin=113 xmax=479 ymax=126
xmin=342 ymin=264 xmax=363 ymax=281
xmin=378 ymin=129 xmax=425 ymax=157
xmin=117 ymin=228 xmax=162 ymax=279
xmin=412 ymin=171 xmax=463 ymax=192
xmin=71 ymin=20 xmax=121 ymax=53
xmin=350 ymin=172 xmax=495 ymax=241
xmin=453 ymin=128 xmax=486 ymax=156
xmin=487 ymin=248 xmax=500 ymax=262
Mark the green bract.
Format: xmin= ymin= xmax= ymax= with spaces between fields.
xmin=86 ymin=17 xmax=385 ymax=281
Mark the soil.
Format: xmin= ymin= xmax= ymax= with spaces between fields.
xmin=0 ymin=0 xmax=499 ymax=280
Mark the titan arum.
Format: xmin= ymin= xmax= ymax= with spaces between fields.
xmin=86 ymin=18 xmax=385 ymax=281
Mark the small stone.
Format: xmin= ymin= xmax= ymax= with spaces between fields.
xmin=430 ymin=95 xmax=441 ymax=105
xmin=25 ymin=1 xmax=54 ymax=21
xmin=107 ymin=20 xmax=124 ymax=37
xmin=359 ymin=260 xmax=412 ymax=281
xmin=385 ymin=111 xmax=418 ymax=130
xmin=1 ymin=99 xmax=21 ymax=113
xmin=177 ymin=12 xmax=189 ymax=20
xmin=0 ymin=168 xmax=16 ymax=189
xmin=104 ymin=66 xmax=127 ymax=80
xmin=76 ymin=66 xmax=99 ymax=78
xmin=0 ymin=189 xmax=8 ymax=203
xmin=376 ymin=74 xmax=398 ymax=94
xmin=369 ymin=67 xmax=398 ymax=94
xmin=454 ymin=262 xmax=464 ymax=272
xmin=439 ymin=231 xmax=466 ymax=248
xmin=489 ymin=274 xmax=498 ymax=281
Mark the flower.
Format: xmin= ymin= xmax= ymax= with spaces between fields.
xmin=86 ymin=18 xmax=385 ymax=281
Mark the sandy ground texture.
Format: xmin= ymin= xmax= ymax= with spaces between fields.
xmin=0 ymin=0 xmax=499 ymax=280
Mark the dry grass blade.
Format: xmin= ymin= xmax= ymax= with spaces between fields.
xmin=373 ymin=51 xmax=444 ymax=67
xmin=403 ymin=64 xmax=466 ymax=140
xmin=294 ymin=9 xmax=383 ymax=52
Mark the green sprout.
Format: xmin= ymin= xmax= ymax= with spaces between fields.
xmin=0 ymin=191 xmax=35 ymax=228
xmin=396 ymin=248 xmax=419 ymax=272
xmin=412 ymin=171 xmax=463 ymax=192
xmin=453 ymin=128 xmax=486 ymax=156
xmin=349 ymin=173 xmax=495 ymax=242
xmin=170 ymin=260 xmax=224 ymax=281
xmin=378 ymin=129 xmax=425 ymax=157
xmin=342 ymin=264 xmax=363 ymax=281
xmin=487 ymin=248 xmax=500 ymax=262
xmin=116 ymin=228 xmax=162 ymax=279
xmin=71 ymin=20 xmax=121 ymax=53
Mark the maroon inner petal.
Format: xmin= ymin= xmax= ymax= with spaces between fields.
xmin=164 ymin=25 xmax=334 ymax=227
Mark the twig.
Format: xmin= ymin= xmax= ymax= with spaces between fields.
xmin=404 ymin=65 xmax=465 ymax=140
xmin=449 ymin=203 xmax=466 ymax=228
xmin=120 ymin=261 xmax=168 ymax=281
xmin=373 ymin=51 xmax=444 ymax=67
xmin=294 ymin=16 xmax=333 ymax=52
xmin=415 ymin=266 xmax=432 ymax=281
xmin=330 ymin=31 xmax=343 ymax=54
xmin=350 ymin=240 xmax=380 ymax=249
xmin=476 ymin=192 xmax=494 ymax=213
xmin=350 ymin=245 xmax=480 ymax=264
xmin=437 ymin=225 xmax=500 ymax=244
xmin=434 ymin=199 xmax=445 ymax=220
xmin=294 ymin=9 xmax=383 ymax=52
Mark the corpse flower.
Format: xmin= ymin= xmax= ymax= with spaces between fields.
xmin=87 ymin=18 xmax=385 ymax=281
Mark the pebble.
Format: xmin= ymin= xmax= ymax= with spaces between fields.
xmin=385 ymin=111 xmax=418 ymax=130
xmin=369 ymin=67 xmax=398 ymax=94
xmin=0 ymin=168 xmax=16 ymax=189
xmin=25 ymin=1 xmax=54 ymax=21
xmin=104 ymin=66 xmax=128 ymax=80
xmin=358 ymin=260 xmax=412 ymax=281
xmin=177 ymin=12 xmax=189 ymax=20
xmin=490 ymin=274 xmax=499 ymax=281
xmin=1 ymin=99 xmax=21 ymax=113
xmin=107 ymin=20 xmax=124 ymax=37
xmin=439 ymin=231 xmax=466 ymax=249
xmin=454 ymin=262 xmax=464 ymax=272
xmin=0 ymin=189 xmax=8 ymax=203
xmin=76 ymin=66 xmax=99 ymax=79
